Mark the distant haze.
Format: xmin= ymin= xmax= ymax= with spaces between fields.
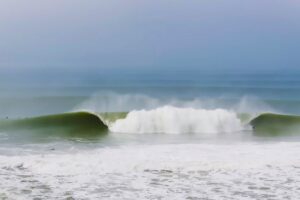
xmin=0 ymin=0 xmax=299 ymax=85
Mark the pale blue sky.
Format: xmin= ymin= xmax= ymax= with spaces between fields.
xmin=0 ymin=0 xmax=299 ymax=85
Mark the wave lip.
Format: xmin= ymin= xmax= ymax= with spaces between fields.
xmin=109 ymin=106 xmax=244 ymax=134
xmin=3 ymin=109 xmax=300 ymax=137
xmin=250 ymin=113 xmax=300 ymax=136
xmin=0 ymin=112 xmax=108 ymax=139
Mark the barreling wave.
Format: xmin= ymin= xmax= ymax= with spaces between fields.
xmin=0 ymin=112 xmax=109 ymax=139
xmin=1 ymin=108 xmax=300 ymax=138
xmin=250 ymin=113 xmax=300 ymax=136
xmin=108 ymin=107 xmax=300 ymax=136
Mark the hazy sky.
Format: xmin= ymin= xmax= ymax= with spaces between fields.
xmin=0 ymin=0 xmax=299 ymax=84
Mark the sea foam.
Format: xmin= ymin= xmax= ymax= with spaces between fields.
xmin=110 ymin=106 xmax=244 ymax=134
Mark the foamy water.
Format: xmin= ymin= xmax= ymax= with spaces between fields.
xmin=1 ymin=90 xmax=299 ymax=200
xmin=1 ymin=142 xmax=300 ymax=199
xmin=110 ymin=106 xmax=244 ymax=134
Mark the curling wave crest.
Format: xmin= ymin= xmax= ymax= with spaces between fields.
xmin=109 ymin=106 xmax=244 ymax=134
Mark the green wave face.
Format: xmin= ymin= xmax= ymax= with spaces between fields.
xmin=0 ymin=112 xmax=108 ymax=139
xmin=2 ymin=111 xmax=300 ymax=139
xmin=250 ymin=113 xmax=300 ymax=136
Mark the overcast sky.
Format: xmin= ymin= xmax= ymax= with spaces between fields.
xmin=0 ymin=0 xmax=299 ymax=85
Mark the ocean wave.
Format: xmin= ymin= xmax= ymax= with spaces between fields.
xmin=1 ymin=109 xmax=300 ymax=137
xmin=109 ymin=106 xmax=244 ymax=134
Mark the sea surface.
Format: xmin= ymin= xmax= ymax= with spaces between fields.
xmin=0 ymin=71 xmax=300 ymax=199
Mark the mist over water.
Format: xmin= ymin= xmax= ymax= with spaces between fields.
xmin=2 ymin=71 xmax=300 ymax=120
xmin=1 ymin=0 xmax=300 ymax=197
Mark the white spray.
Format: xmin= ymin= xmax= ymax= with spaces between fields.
xmin=110 ymin=106 xmax=244 ymax=134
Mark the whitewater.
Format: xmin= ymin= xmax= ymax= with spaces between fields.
xmin=109 ymin=106 xmax=244 ymax=134
xmin=1 ymin=142 xmax=300 ymax=199
xmin=1 ymin=87 xmax=300 ymax=200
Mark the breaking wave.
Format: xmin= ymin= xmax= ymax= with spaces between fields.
xmin=109 ymin=106 xmax=244 ymax=134
xmin=1 ymin=107 xmax=300 ymax=137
